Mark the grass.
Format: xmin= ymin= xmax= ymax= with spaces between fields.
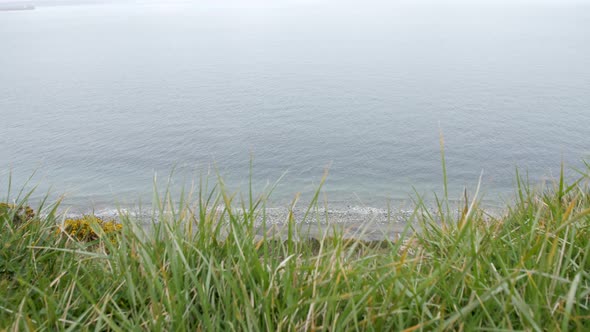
xmin=1 ymin=162 xmax=590 ymax=331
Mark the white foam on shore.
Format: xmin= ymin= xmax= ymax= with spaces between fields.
xmin=58 ymin=203 xmax=416 ymax=224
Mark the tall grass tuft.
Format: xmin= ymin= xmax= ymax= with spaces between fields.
xmin=1 ymin=163 xmax=590 ymax=330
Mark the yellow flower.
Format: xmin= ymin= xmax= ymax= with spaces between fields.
xmin=58 ymin=215 xmax=123 ymax=242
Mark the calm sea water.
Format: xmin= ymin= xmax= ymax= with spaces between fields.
xmin=1 ymin=0 xmax=589 ymax=211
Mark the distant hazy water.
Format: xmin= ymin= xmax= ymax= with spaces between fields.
xmin=1 ymin=0 xmax=589 ymax=211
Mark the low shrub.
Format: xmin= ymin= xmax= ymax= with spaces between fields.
xmin=57 ymin=215 xmax=123 ymax=242
xmin=0 ymin=202 xmax=35 ymax=227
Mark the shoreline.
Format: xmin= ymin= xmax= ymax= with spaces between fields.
xmin=62 ymin=205 xmax=415 ymax=241
xmin=59 ymin=203 xmax=504 ymax=241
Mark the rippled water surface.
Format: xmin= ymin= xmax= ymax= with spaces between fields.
xmin=1 ymin=0 xmax=589 ymax=210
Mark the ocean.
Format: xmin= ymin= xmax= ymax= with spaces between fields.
xmin=1 ymin=0 xmax=589 ymax=216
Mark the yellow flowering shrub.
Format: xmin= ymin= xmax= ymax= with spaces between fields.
xmin=0 ymin=202 xmax=35 ymax=227
xmin=58 ymin=215 xmax=123 ymax=242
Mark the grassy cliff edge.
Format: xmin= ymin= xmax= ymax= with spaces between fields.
xmin=1 ymin=163 xmax=590 ymax=330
